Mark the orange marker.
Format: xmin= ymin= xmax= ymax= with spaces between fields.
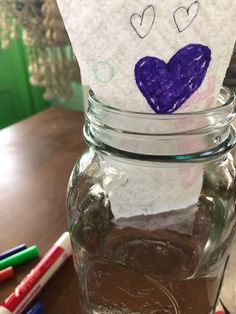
xmin=0 ymin=267 xmax=14 ymax=283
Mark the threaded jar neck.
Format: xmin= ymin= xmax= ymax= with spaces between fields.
xmin=84 ymin=87 xmax=236 ymax=161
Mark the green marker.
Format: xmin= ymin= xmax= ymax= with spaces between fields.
xmin=0 ymin=246 xmax=39 ymax=270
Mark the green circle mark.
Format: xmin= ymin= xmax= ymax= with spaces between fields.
xmin=92 ymin=61 xmax=115 ymax=84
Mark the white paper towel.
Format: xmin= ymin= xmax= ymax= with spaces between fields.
xmin=57 ymin=0 xmax=236 ymax=113
xmin=100 ymin=155 xmax=203 ymax=219
xmin=56 ymin=0 xmax=234 ymax=218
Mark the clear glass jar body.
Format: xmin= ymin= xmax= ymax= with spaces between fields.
xmin=67 ymin=88 xmax=236 ymax=314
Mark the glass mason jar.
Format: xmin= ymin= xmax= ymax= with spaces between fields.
xmin=67 ymin=87 xmax=236 ymax=314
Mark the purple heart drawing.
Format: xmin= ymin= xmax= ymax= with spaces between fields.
xmin=135 ymin=44 xmax=211 ymax=114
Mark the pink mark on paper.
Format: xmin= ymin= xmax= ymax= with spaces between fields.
xmin=179 ymin=165 xmax=203 ymax=189
xmin=183 ymin=76 xmax=216 ymax=110
xmin=176 ymin=76 xmax=216 ymax=189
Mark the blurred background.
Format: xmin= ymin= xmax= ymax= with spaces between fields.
xmin=0 ymin=0 xmax=86 ymax=130
xmin=0 ymin=0 xmax=235 ymax=130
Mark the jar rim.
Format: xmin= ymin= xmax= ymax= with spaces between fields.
xmin=89 ymin=86 xmax=235 ymax=119
xmin=86 ymin=86 xmax=236 ymax=162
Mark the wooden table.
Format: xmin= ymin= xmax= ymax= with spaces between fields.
xmin=0 ymin=107 xmax=85 ymax=313
xmin=0 ymin=107 xmax=235 ymax=313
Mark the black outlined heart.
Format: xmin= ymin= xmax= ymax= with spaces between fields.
xmin=174 ymin=1 xmax=200 ymax=33
xmin=130 ymin=5 xmax=156 ymax=39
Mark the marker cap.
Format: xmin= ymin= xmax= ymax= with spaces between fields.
xmin=0 ymin=244 xmax=27 ymax=260
xmin=0 ymin=267 xmax=14 ymax=282
xmin=0 ymin=232 xmax=71 ymax=314
xmin=0 ymin=246 xmax=39 ymax=270
xmin=55 ymin=232 xmax=72 ymax=255
xmin=25 ymin=303 xmax=44 ymax=314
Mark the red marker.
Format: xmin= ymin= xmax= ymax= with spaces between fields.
xmin=0 ymin=232 xmax=72 ymax=314
xmin=0 ymin=267 xmax=14 ymax=283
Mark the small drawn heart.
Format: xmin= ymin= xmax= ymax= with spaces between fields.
xmin=174 ymin=1 xmax=200 ymax=33
xmin=130 ymin=5 xmax=156 ymax=39
xmin=135 ymin=44 xmax=211 ymax=114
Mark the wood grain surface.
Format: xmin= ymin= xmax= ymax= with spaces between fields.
xmin=0 ymin=107 xmax=235 ymax=313
xmin=0 ymin=107 xmax=86 ymax=313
